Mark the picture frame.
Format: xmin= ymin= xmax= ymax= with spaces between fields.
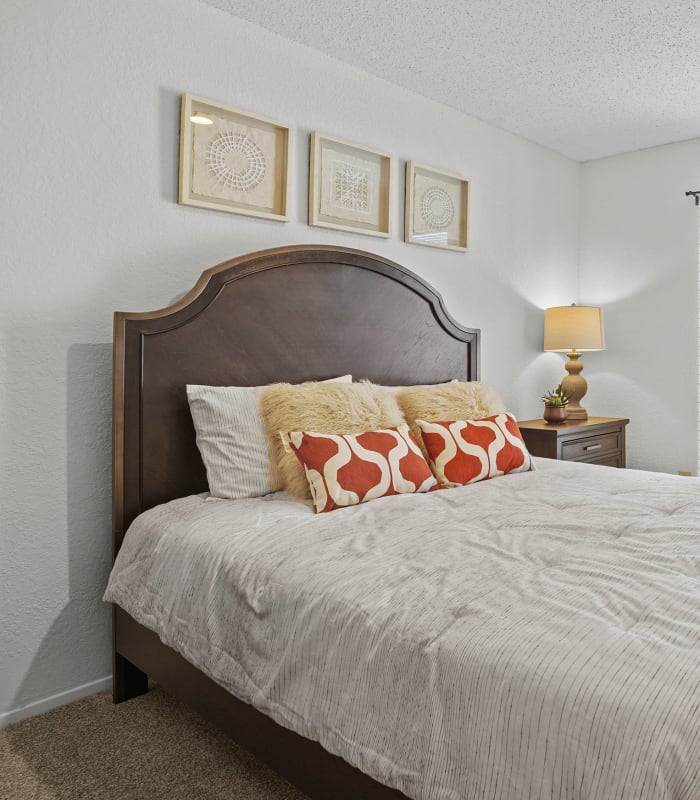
xmin=179 ymin=94 xmax=290 ymax=221
xmin=309 ymin=133 xmax=392 ymax=238
xmin=405 ymin=161 xmax=470 ymax=251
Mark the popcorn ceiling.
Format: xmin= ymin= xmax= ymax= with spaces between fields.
xmin=200 ymin=0 xmax=700 ymax=161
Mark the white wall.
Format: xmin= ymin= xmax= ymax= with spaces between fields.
xmin=579 ymin=140 xmax=700 ymax=473
xmin=0 ymin=0 xmax=579 ymax=721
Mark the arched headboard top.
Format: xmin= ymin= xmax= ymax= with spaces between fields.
xmin=113 ymin=245 xmax=480 ymax=543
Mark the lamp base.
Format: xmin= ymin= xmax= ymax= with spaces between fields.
xmin=561 ymin=350 xmax=589 ymax=421
xmin=564 ymin=405 xmax=588 ymax=421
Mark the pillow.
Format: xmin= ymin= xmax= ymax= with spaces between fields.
xmin=283 ymin=424 xmax=436 ymax=513
xmin=395 ymin=381 xmax=506 ymax=460
xmin=259 ymin=381 xmax=405 ymax=501
xmin=366 ymin=379 xmax=458 ymax=394
xmin=187 ymin=375 xmax=351 ymax=500
xmin=416 ymin=412 xmax=532 ymax=486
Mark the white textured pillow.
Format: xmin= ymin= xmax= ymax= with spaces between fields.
xmin=187 ymin=376 xmax=351 ymax=500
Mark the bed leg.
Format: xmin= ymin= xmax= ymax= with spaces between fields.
xmin=113 ymin=652 xmax=148 ymax=703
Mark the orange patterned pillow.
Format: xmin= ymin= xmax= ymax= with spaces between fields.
xmin=283 ymin=424 xmax=437 ymax=513
xmin=416 ymin=413 xmax=532 ymax=486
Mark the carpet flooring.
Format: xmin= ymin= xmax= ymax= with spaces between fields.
xmin=0 ymin=687 xmax=309 ymax=799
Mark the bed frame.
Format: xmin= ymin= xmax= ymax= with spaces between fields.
xmin=112 ymin=244 xmax=479 ymax=799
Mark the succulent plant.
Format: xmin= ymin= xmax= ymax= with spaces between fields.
xmin=541 ymin=384 xmax=571 ymax=408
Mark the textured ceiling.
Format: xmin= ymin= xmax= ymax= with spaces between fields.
xmin=199 ymin=0 xmax=700 ymax=161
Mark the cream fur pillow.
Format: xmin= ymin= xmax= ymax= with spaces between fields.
xmin=396 ymin=381 xmax=506 ymax=460
xmin=259 ymin=382 xmax=405 ymax=501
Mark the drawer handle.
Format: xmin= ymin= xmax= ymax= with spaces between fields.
xmin=584 ymin=443 xmax=602 ymax=451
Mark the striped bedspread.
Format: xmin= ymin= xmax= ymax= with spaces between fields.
xmin=104 ymin=458 xmax=700 ymax=799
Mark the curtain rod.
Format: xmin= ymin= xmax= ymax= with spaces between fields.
xmin=687 ymin=190 xmax=700 ymax=205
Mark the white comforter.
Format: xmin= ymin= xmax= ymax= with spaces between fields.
xmin=104 ymin=459 xmax=700 ymax=800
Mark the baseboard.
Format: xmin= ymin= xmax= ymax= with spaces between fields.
xmin=0 ymin=675 xmax=112 ymax=729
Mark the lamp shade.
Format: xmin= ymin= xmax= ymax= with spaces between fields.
xmin=543 ymin=306 xmax=605 ymax=352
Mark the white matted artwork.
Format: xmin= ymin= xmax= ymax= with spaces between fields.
xmin=309 ymin=133 xmax=391 ymax=237
xmin=179 ymin=94 xmax=290 ymax=221
xmin=405 ymin=162 xmax=469 ymax=251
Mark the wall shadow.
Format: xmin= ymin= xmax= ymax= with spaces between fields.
xmin=8 ymin=342 xmax=113 ymax=718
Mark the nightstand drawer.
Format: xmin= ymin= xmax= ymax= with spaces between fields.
xmin=561 ymin=431 xmax=621 ymax=462
xmin=517 ymin=417 xmax=628 ymax=468
xmin=589 ymin=454 xmax=623 ymax=468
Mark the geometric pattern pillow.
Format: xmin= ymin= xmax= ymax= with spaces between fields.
xmin=395 ymin=381 xmax=506 ymax=462
xmin=416 ymin=412 xmax=532 ymax=486
xmin=260 ymin=381 xmax=405 ymax=502
xmin=282 ymin=423 xmax=437 ymax=513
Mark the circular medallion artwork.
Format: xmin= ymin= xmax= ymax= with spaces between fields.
xmin=419 ymin=187 xmax=454 ymax=229
xmin=206 ymin=132 xmax=266 ymax=191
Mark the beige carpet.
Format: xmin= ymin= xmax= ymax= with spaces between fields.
xmin=0 ymin=687 xmax=309 ymax=799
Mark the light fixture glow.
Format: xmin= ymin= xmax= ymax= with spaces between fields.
xmin=190 ymin=112 xmax=213 ymax=125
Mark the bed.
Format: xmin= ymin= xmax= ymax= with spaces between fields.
xmin=107 ymin=244 xmax=700 ymax=800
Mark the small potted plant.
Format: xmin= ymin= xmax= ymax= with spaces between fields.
xmin=541 ymin=384 xmax=571 ymax=423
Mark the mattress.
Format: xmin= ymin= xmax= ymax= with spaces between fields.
xmin=104 ymin=458 xmax=700 ymax=800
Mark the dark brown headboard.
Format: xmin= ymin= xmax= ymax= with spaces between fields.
xmin=113 ymin=244 xmax=479 ymax=549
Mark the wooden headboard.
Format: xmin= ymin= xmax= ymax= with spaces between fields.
xmin=113 ymin=244 xmax=479 ymax=549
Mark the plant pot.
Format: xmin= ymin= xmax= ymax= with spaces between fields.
xmin=543 ymin=405 xmax=567 ymax=424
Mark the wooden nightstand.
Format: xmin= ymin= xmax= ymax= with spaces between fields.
xmin=518 ymin=417 xmax=629 ymax=468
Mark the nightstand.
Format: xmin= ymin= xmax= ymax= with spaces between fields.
xmin=518 ymin=417 xmax=629 ymax=468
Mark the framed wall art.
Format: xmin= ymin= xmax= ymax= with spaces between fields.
xmin=405 ymin=162 xmax=469 ymax=251
xmin=309 ymin=133 xmax=392 ymax=237
xmin=179 ymin=94 xmax=290 ymax=221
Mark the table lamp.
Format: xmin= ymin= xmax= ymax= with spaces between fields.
xmin=544 ymin=305 xmax=605 ymax=420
